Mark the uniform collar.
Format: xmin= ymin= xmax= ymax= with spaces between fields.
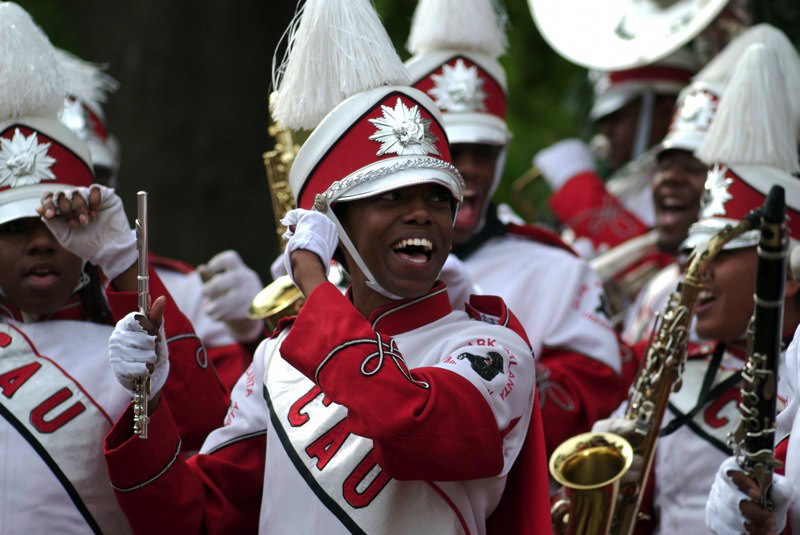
xmin=364 ymin=281 xmax=452 ymax=336
xmin=0 ymin=295 xmax=86 ymax=323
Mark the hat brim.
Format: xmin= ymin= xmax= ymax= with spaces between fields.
xmin=333 ymin=156 xmax=463 ymax=204
xmin=443 ymin=113 xmax=510 ymax=146
xmin=681 ymin=217 xmax=761 ymax=252
xmin=0 ymin=183 xmax=71 ymax=225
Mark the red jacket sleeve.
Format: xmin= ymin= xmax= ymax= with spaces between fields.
xmin=106 ymin=265 xmax=229 ymax=451
xmin=550 ymin=171 xmax=649 ymax=250
xmin=280 ymin=283 xmax=519 ymax=482
xmin=104 ymin=402 xmax=264 ymax=534
xmin=536 ymin=347 xmax=627 ymax=456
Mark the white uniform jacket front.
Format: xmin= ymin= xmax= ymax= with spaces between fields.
xmin=104 ymin=282 xmax=551 ymax=534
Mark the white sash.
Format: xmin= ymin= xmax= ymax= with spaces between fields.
xmin=0 ymin=323 xmax=132 ymax=534
xmin=264 ymin=344 xmax=466 ymax=534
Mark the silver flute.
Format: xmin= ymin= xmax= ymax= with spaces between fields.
xmin=133 ymin=191 xmax=151 ymax=439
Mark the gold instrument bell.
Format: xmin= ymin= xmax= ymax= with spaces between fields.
xmin=248 ymin=274 xmax=303 ymax=322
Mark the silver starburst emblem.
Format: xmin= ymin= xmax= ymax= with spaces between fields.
xmin=677 ymin=89 xmax=717 ymax=130
xmin=0 ymin=129 xmax=57 ymax=188
xmin=368 ymin=98 xmax=440 ymax=157
xmin=701 ymin=164 xmax=733 ymax=218
xmin=429 ymin=59 xmax=487 ymax=113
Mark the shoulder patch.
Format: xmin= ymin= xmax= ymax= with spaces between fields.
xmin=150 ymin=254 xmax=196 ymax=274
xmin=506 ymin=223 xmax=578 ymax=257
xmin=457 ymin=351 xmax=505 ymax=381
xmin=465 ymin=295 xmax=532 ymax=351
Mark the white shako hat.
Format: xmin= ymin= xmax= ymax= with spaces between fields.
xmin=589 ymin=47 xmax=698 ymax=122
xmin=659 ymin=24 xmax=800 ymax=157
xmin=55 ymin=48 xmax=120 ymax=179
xmin=684 ymin=42 xmax=800 ymax=252
xmin=528 ymin=0 xmax=729 ymax=71
xmin=274 ymin=0 xmax=463 ymax=300
xmin=404 ymin=0 xmax=511 ymax=148
xmin=0 ymin=2 xmax=93 ymax=226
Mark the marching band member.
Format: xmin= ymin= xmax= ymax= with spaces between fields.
xmin=529 ymin=0 xmax=753 ymax=257
xmin=102 ymin=0 xmax=551 ymax=533
xmin=597 ymin=40 xmax=800 ymax=534
xmin=623 ymin=24 xmax=800 ymax=354
xmin=535 ymin=51 xmax=697 ymax=256
xmin=403 ymin=0 xmax=625 ymax=457
xmin=55 ymin=48 xmax=263 ymax=389
xmin=0 ymin=3 xmax=227 ymax=532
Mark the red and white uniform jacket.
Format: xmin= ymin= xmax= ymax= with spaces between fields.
xmin=103 ymin=282 xmax=552 ymax=534
xmin=640 ymin=342 xmax=788 ymax=534
xmin=152 ymin=255 xmax=254 ymax=391
xmin=0 ymin=267 xmax=228 ymax=534
xmin=455 ymin=212 xmax=626 ymax=456
xmin=551 ymin=168 xmax=652 ymax=257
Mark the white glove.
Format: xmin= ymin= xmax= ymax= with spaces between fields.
xmin=534 ymin=139 xmax=597 ymax=191
xmin=706 ymin=457 xmax=792 ymax=535
xmin=198 ymin=250 xmax=264 ymax=343
xmin=591 ymin=417 xmax=642 ymax=485
xmin=281 ymin=208 xmax=339 ymax=283
xmin=41 ymin=185 xmax=136 ymax=280
xmin=438 ymin=254 xmax=479 ymax=310
xmin=108 ymin=312 xmax=170 ymax=398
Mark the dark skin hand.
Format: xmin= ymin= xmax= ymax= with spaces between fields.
xmin=37 ymin=189 xmax=164 ymax=412
xmin=728 ymin=470 xmax=780 ymax=535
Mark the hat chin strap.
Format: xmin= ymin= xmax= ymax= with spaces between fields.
xmin=471 ymin=145 xmax=509 ymax=235
xmin=325 ymin=209 xmax=404 ymax=301
xmin=631 ymin=92 xmax=655 ymax=161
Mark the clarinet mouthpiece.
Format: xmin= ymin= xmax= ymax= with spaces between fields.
xmin=762 ymin=185 xmax=786 ymax=224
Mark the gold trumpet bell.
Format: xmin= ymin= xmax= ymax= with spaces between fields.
xmin=549 ymin=432 xmax=634 ymax=535
xmin=248 ymin=275 xmax=304 ymax=322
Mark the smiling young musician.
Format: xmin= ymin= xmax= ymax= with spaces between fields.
xmin=101 ymin=1 xmax=551 ymax=533
xmin=0 ymin=3 xmax=227 ymax=532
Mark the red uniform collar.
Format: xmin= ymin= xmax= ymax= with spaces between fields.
xmin=0 ymin=294 xmax=87 ymax=323
xmin=365 ymin=281 xmax=452 ymax=337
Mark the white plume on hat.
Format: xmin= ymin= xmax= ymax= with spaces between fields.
xmin=407 ymin=0 xmax=507 ymax=58
xmin=695 ymin=24 xmax=800 ymax=123
xmin=272 ymin=0 xmax=410 ymax=131
xmin=696 ymin=43 xmax=800 ymax=174
xmin=54 ymin=48 xmax=118 ymax=114
xmin=0 ymin=2 xmax=65 ymax=121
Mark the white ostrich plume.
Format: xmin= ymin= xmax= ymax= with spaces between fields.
xmin=0 ymin=2 xmax=65 ymax=121
xmin=55 ymin=48 xmax=119 ymax=114
xmin=696 ymin=24 xmax=800 ymax=125
xmin=407 ymin=0 xmax=508 ymax=58
xmin=272 ymin=0 xmax=410 ymax=131
xmin=697 ymin=43 xmax=799 ymax=174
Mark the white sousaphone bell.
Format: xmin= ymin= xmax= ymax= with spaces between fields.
xmin=528 ymin=0 xmax=730 ymax=70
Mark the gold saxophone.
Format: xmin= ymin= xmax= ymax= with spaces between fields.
xmin=247 ymin=94 xmax=304 ymax=326
xmin=550 ymin=209 xmax=762 ymax=535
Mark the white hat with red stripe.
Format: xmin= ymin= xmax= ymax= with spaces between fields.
xmin=0 ymin=2 xmax=93 ymax=226
xmin=404 ymin=0 xmax=511 ymax=147
xmin=590 ymin=47 xmax=698 ymax=122
xmin=273 ymin=0 xmax=463 ymax=299
xmin=685 ymin=41 xmax=800 ymax=251
xmin=659 ymin=24 xmax=800 ymax=158
xmin=55 ymin=49 xmax=120 ymax=179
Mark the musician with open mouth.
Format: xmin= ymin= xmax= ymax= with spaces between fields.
xmin=101 ymin=1 xmax=551 ymax=533
xmin=0 ymin=4 xmax=227 ymax=533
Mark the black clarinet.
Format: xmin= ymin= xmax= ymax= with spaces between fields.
xmin=731 ymin=185 xmax=787 ymax=510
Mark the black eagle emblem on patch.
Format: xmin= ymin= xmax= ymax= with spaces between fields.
xmin=457 ymin=351 xmax=504 ymax=381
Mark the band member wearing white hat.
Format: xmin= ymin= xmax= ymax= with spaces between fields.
xmin=0 ymin=4 xmax=227 ymax=532
xmin=101 ymin=1 xmax=551 ymax=533
xmin=55 ymin=49 xmax=265 ymax=391
xmin=404 ymin=0 xmax=626 ymax=459
xmin=595 ymin=40 xmax=800 ymax=534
